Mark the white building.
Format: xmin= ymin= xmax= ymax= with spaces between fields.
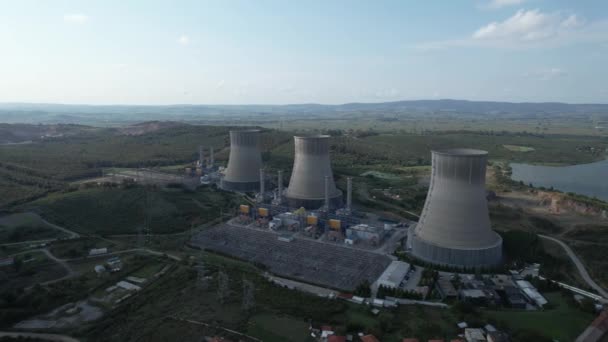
xmin=89 ymin=248 xmax=108 ymax=256
xmin=464 ymin=328 xmax=485 ymax=342
xmin=516 ymin=280 xmax=548 ymax=307
xmin=376 ymin=261 xmax=410 ymax=289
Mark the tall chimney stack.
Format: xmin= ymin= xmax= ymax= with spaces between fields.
xmin=277 ymin=170 xmax=283 ymax=201
xmin=259 ymin=168 xmax=265 ymax=198
xmin=199 ymin=145 xmax=204 ymax=166
xmin=346 ymin=177 xmax=353 ymax=211
xmin=324 ymin=176 xmax=330 ymax=211
xmin=209 ymin=147 xmax=215 ymax=168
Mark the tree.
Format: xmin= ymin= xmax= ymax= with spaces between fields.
xmin=354 ymin=280 xmax=372 ymax=298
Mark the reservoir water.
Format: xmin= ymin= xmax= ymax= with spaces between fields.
xmin=510 ymin=160 xmax=608 ymax=201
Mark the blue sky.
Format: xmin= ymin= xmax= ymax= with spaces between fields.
xmin=1 ymin=0 xmax=607 ymax=104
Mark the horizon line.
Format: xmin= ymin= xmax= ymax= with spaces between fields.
xmin=1 ymin=98 xmax=608 ymax=107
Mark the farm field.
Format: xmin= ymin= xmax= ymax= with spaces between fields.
xmin=485 ymin=293 xmax=594 ymax=342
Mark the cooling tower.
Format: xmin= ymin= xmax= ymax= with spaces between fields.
xmin=221 ymin=130 xmax=262 ymax=192
xmin=410 ymin=149 xmax=502 ymax=268
xmin=285 ymin=135 xmax=342 ymax=209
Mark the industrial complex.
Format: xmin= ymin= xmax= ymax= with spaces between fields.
xmin=190 ymin=132 xmax=507 ymax=294
xmin=409 ymin=148 xmax=503 ymax=268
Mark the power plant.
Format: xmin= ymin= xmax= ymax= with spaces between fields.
xmin=284 ymin=135 xmax=342 ymax=210
xmin=409 ymin=148 xmax=502 ymax=268
xmin=221 ymin=130 xmax=262 ymax=192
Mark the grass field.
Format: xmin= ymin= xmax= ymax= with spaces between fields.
xmin=48 ymin=237 xmax=120 ymax=259
xmin=0 ymin=212 xmax=68 ymax=243
xmin=363 ymin=133 xmax=608 ymax=166
xmin=0 ymin=251 xmax=67 ymax=292
xmin=247 ymin=314 xmax=312 ymax=342
xmin=485 ymin=293 xmax=593 ymax=341
xmin=503 ymin=144 xmax=535 ymax=152
xmin=256 ymin=115 xmax=608 ymax=136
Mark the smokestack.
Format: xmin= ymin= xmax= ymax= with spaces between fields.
xmin=260 ymin=168 xmax=265 ymax=197
xmin=277 ymin=170 xmax=283 ymax=201
xmin=221 ymin=130 xmax=262 ymax=192
xmin=410 ymin=149 xmax=502 ymax=268
xmin=324 ymin=176 xmax=330 ymax=211
xmin=346 ymin=177 xmax=353 ymax=211
xmin=285 ymin=135 xmax=342 ymax=210
xmin=199 ymin=145 xmax=204 ymax=166
xmin=209 ymin=147 xmax=215 ymax=168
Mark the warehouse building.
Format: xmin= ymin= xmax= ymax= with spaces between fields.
xmin=376 ymin=261 xmax=411 ymax=289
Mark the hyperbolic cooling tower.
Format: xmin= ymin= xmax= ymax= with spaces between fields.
xmin=410 ymin=149 xmax=502 ymax=268
xmin=285 ymin=135 xmax=342 ymax=209
xmin=221 ymin=130 xmax=262 ymax=192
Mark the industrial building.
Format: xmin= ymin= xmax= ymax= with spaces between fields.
xmin=410 ymin=148 xmax=503 ymax=268
xmin=516 ymin=280 xmax=548 ymax=307
xmin=221 ymin=130 xmax=262 ymax=192
xmin=285 ymin=135 xmax=342 ymax=210
xmin=376 ymin=260 xmax=411 ymax=289
xmin=346 ymin=224 xmax=385 ymax=246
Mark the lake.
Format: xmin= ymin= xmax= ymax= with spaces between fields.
xmin=510 ymin=160 xmax=608 ymax=201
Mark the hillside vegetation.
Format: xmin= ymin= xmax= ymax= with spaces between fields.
xmin=19 ymin=185 xmax=239 ymax=235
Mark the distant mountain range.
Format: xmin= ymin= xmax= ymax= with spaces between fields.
xmin=1 ymin=99 xmax=608 ymax=124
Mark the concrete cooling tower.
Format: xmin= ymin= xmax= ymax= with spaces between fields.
xmin=221 ymin=130 xmax=262 ymax=192
xmin=410 ymin=149 xmax=502 ymax=268
xmin=285 ymin=135 xmax=342 ymax=209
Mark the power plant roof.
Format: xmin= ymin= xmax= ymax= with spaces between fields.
xmin=432 ymin=148 xmax=488 ymax=156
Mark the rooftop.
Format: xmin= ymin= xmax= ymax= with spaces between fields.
xmin=432 ymin=148 xmax=488 ymax=156
xmin=294 ymin=134 xmax=330 ymax=139
xmin=360 ymin=335 xmax=380 ymax=342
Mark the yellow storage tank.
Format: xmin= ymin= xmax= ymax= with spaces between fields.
xmin=306 ymin=215 xmax=318 ymax=225
xmin=258 ymin=208 xmax=269 ymax=217
xmin=329 ymin=219 xmax=341 ymax=230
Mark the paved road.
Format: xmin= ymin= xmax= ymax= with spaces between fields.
xmin=0 ymin=331 xmax=80 ymax=342
xmin=539 ymin=234 xmax=608 ymax=299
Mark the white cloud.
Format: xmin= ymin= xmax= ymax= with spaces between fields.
xmin=177 ymin=35 xmax=190 ymax=45
xmin=414 ymin=9 xmax=607 ymax=50
xmin=215 ymin=80 xmax=225 ymax=89
xmin=473 ymin=9 xmax=562 ymax=41
xmin=482 ymin=0 xmax=527 ymax=10
xmin=561 ymin=14 xmax=584 ymax=28
xmin=63 ymin=13 xmax=88 ymax=24
xmin=523 ymin=68 xmax=567 ymax=80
